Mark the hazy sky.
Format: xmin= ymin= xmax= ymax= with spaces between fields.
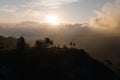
xmin=0 ymin=0 xmax=120 ymax=69
xmin=0 ymin=0 xmax=115 ymax=23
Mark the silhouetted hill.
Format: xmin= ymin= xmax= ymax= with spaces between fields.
xmin=0 ymin=49 xmax=119 ymax=80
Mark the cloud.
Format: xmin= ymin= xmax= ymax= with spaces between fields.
xmin=0 ymin=8 xmax=16 ymax=13
xmin=29 ymin=0 xmax=79 ymax=8
xmin=90 ymin=0 xmax=120 ymax=34
xmin=0 ymin=5 xmax=18 ymax=13
xmin=20 ymin=9 xmax=46 ymax=21
xmin=23 ymin=9 xmax=41 ymax=17
xmin=0 ymin=22 xmax=95 ymax=41
xmin=0 ymin=7 xmax=46 ymax=22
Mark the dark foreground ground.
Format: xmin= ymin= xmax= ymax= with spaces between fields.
xmin=0 ymin=48 xmax=119 ymax=80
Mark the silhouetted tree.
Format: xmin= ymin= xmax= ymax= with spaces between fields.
xmin=43 ymin=38 xmax=53 ymax=48
xmin=70 ymin=42 xmax=76 ymax=48
xmin=70 ymin=42 xmax=73 ymax=48
xmin=35 ymin=38 xmax=53 ymax=48
xmin=35 ymin=40 xmax=44 ymax=48
xmin=35 ymin=40 xmax=39 ymax=48
xmin=17 ymin=36 xmax=26 ymax=51
xmin=63 ymin=45 xmax=67 ymax=49
xmin=73 ymin=43 xmax=76 ymax=48
xmin=70 ymin=42 xmax=72 ymax=46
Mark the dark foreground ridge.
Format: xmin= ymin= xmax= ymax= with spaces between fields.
xmin=0 ymin=49 xmax=119 ymax=80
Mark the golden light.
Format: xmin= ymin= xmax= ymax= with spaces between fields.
xmin=46 ymin=16 xmax=60 ymax=25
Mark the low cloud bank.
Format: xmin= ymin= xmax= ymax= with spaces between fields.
xmin=90 ymin=0 xmax=120 ymax=35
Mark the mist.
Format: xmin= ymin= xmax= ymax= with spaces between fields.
xmin=88 ymin=0 xmax=120 ymax=69
xmin=0 ymin=21 xmax=120 ymax=67
xmin=90 ymin=0 xmax=120 ymax=34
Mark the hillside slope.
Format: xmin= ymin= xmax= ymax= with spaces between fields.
xmin=0 ymin=49 xmax=119 ymax=80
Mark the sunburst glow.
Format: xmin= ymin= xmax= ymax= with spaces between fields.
xmin=46 ymin=16 xmax=60 ymax=25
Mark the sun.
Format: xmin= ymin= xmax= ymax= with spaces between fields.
xmin=46 ymin=16 xmax=60 ymax=25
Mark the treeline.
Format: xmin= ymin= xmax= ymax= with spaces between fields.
xmin=16 ymin=36 xmax=77 ymax=50
xmin=0 ymin=36 xmax=17 ymax=50
xmin=0 ymin=35 xmax=77 ymax=50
